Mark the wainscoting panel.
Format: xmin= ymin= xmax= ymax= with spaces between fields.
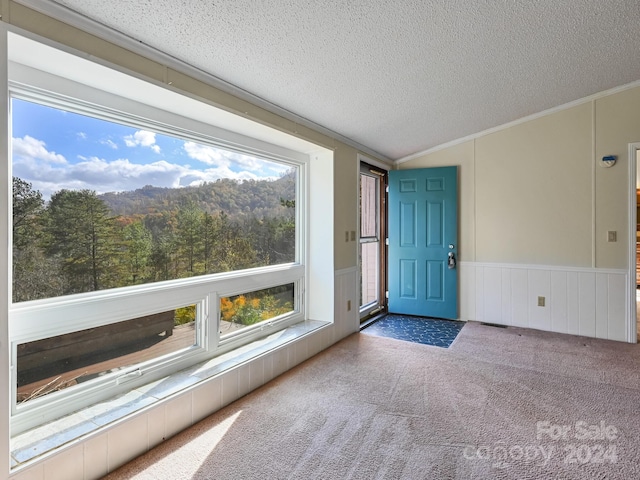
xmin=459 ymin=262 xmax=630 ymax=342
xmin=510 ymin=268 xmax=529 ymax=328
xmin=579 ymin=272 xmax=597 ymax=338
xmin=483 ymin=267 xmax=502 ymax=324
xmin=550 ymin=270 xmax=568 ymax=334
xmin=458 ymin=262 xmax=476 ymax=322
xmin=566 ymin=272 xmax=580 ymax=336
xmin=501 ymin=268 xmax=512 ymax=327
xmin=334 ymin=267 xmax=359 ymax=340
xmin=607 ymin=273 xmax=627 ymax=341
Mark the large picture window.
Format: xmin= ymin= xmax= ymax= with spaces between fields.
xmin=8 ymin=48 xmax=309 ymax=434
xmin=12 ymin=97 xmax=297 ymax=302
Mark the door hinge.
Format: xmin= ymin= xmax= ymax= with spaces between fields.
xmin=385 ymin=291 xmax=389 ymax=299
xmin=385 ymin=238 xmax=389 ymax=245
xmin=385 ymin=185 xmax=389 ymax=193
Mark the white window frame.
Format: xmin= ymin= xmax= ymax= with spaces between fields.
xmin=8 ymin=34 xmax=311 ymax=435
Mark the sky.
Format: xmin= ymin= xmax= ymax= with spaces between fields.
xmin=11 ymin=98 xmax=291 ymax=200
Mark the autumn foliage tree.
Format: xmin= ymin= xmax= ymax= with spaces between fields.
xmin=220 ymin=290 xmax=293 ymax=327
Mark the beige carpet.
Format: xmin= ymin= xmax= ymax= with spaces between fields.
xmin=104 ymin=322 xmax=640 ymax=479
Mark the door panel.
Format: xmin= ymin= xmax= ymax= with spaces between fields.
xmin=400 ymin=202 xmax=416 ymax=247
xmin=399 ymin=259 xmax=417 ymax=299
xmin=388 ymin=167 xmax=458 ymax=319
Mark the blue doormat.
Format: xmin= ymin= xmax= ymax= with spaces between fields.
xmin=361 ymin=314 xmax=464 ymax=348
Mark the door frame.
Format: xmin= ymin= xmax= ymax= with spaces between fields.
xmin=357 ymin=154 xmax=389 ymax=322
xmin=387 ymin=166 xmax=459 ymax=319
xmin=627 ymin=142 xmax=640 ymax=343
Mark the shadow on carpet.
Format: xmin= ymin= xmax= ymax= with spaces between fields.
xmin=360 ymin=314 xmax=464 ymax=347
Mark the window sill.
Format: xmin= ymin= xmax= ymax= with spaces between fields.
xmin=10 ymin=319 xmax=330 ymax=468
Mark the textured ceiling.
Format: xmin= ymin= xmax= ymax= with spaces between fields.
xmin=46 ymin=0 xmax=640 ymax=160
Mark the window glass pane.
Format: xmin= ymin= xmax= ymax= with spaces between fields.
xmin=360 ymin=174 xmax=377 ymax=238
xmin=220 ymin=284 xmax=295 ymax=338
xmin=360 ymin=242 xmax=379 ymax=306
xmin=11 ymin=97 xmax=297 ymax=302
xmin=16 ymin=306 xmax=197 ymax=404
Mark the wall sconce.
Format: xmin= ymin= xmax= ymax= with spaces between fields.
xmin=600 ymin=155 xmax=617 ymax=168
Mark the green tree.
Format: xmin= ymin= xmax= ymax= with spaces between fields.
xmin=174 ymin=305 xmax=196 ymax=325
xmin=13 ymin=246 xmax=63 ymax=302
xmin=211 ymin=211 xmax=256 ymax=272
xmin=11 ymin=177 xmax=63 ymax=302
xmin=44 ymin=189 xmax=119 ymax=294
xmin=150 ymin=232 xmax=177 ymax=282
xmin=201 ymin=211 xmax=218 ymax=274
xmin=13 ymin=177 xmax=44 ymax=249
xmin=123 ymin=220 xmax=153 ymax=284
xmin=176 ymin=201 xmax=203 ymax=275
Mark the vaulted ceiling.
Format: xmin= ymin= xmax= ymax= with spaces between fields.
xmin=45 ymin=0 xmax=640 ymax=161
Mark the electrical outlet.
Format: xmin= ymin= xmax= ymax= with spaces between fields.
xmin=537 ymin=296 xmax=545 ymax=307
xmin=350 ymin=230 xmax=356 ymax=241
xmin=345 ymin=231 xmax=349 ymax=242
xmin=607 ymin=231 xmax=617 ymax=242
xmin=347 ymin=300 xmax=351 ymax=311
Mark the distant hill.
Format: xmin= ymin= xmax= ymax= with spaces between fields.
xmin=99 ymin=173 xmax=295 ymax=219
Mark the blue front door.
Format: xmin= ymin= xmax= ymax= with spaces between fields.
xmin=388 ymin=167 xmax=458 ymax=319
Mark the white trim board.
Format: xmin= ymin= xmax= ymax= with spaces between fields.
xmin=627 ymin=143 xmax=640 ymax=345
xmin=459 ymin=261 xmax=626 ymax=275
xmin=459 ymin=262 xmax=630 ymax=343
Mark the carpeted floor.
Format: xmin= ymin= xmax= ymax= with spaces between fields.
xmin=360 ymin=314 xmax=464 ymax=347
xmin=104 ymin=322 xmax=640 ymax=479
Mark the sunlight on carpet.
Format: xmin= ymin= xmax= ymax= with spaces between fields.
xmin=124 ymin=410 xmax=241 ymax=479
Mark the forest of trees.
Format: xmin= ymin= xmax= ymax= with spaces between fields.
xmin=12 ymin=173 xmax=296 ymax=303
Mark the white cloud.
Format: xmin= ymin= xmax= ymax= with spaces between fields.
xmin=12 ymin=136 xmax=67 ymax=165
xmin=12 ymin=135 xmax=288 ymax=201
xmin=183 ymin=142 xmax=289 ymax=176
xmin=124 ymin=130 xmax=160 ymax=153
xmin=13 ymin=155 xmax=267 ymax=201
xmin=101 ymin=139 xmax=118 ymax=150
xmin=183 ymin=142 xmax=229 ymax=167
xmin=77 ymin=132 xmax=87 ymax=140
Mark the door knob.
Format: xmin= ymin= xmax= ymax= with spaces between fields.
xmin=448 ymin=252 xmax=456 ymax=269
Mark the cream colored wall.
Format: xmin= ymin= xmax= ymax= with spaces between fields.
xmin=475 ymin=103 xmax=593 ymax=266
xmin=333 ymin=145 xmax=360 ymax=269
xmin=595 ymin=87 xmax=640 ymax=269
xmin=4 ymin=1 xmax=366 ymax=271
xmin=400 ymin=88 xmax=640 ymax=270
